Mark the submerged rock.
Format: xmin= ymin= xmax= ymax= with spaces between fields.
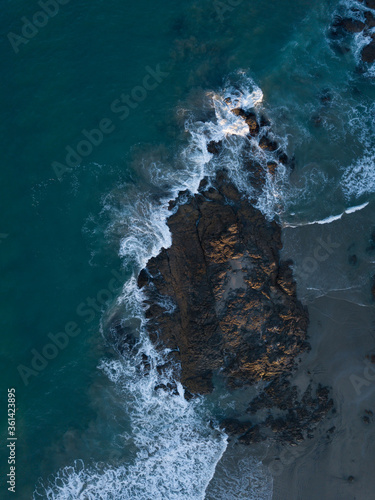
xmin=207 ymin=140 xmax=222 ymax=155
xmin=259 ymin=135 xmax=278 ymax=151
xmin=362 ymin=39 xmax=375 ymax=63
xmin=371 ymin=274 xmax=375 ymax=298
xmin=338 ymin=18 xmax=365 ymax=33
xmin=365 ymin=10 xmax=375 ymax=28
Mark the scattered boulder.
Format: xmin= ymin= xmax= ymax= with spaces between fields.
xmin=330 ymin=7 xmax=375 ymax=65
xmin=267 ymin=161 xmax=278 ymax=176
xmin=341 ymin=18 xmax=365 ymax=33
xmin=348 ymin=254 xmax=358 ymax=266
xmin=232 ymin=108 xmax=260 ymax=136
xmin=207 ymin=140 xmax=222 ymax=154
xmin=278 ymin=152 xmax=289 ymax=165
xmin=107 ymin=316 xmax=138 ymax=354
xmin=362 ymin=40 xmax=375 ymax=63
xmin=365 ymin=10 xmax=375 ymax=28
xmin=259 ymin=135 xmax=278 ymax=151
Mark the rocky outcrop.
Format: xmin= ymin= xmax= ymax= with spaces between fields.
xmin=336 ymin=18 xmax=366 ymax=33
xmin=220 ymin=381 xmax=334 ymax=445
xmin=136 ymin=103 xmax=333 ymax=443
xmin=138 ymin=171 xmax=309 ymax=394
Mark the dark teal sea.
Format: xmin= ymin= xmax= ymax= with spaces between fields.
xmin=1 ymin=0 xmax=375 ymax=498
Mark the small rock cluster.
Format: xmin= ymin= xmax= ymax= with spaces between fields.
xmin=330 ymin=0 xmax=375 ymax=63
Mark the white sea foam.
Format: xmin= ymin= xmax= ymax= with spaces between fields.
xmin=206 ymin=455 xmax=273 ymax=500
xmin=34 ymin=357 xmax=227 ymax=499
xmin=341 ymin=150 xmax=375 ymax=199
xmin=284 ymin=201 xmax=369 ymax=227
xmin=34 ymin=275 xmax=228 ymax=499
xmin=34 ymin=73 xmax=275 ymax=500
xmin=345 ymin=201 xmax=369 ymax=213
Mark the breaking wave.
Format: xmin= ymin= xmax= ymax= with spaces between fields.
xmin=34 ymin=72 xmax=276 ymax=500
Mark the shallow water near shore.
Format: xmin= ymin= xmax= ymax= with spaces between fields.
xmin=1 ymin=0 xmax=375 ymax=498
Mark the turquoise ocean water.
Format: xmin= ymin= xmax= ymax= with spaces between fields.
xmin=1 ymin=0 xmax=375 ymax=498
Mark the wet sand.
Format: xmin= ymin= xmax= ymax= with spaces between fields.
xmin=270 ymin=206 xmax=375 ymax=499
xmin=271 ymin=295 xmax=375 ymax=500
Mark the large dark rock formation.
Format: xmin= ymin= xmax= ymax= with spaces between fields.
xmin=138 ymin=172 xmax=309 ymax=395
xmin=136 ymin=104 xmax=333 ymax=443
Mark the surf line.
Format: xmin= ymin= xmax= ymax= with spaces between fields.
xmin=284 ymin=202 xmax=369 ymax=228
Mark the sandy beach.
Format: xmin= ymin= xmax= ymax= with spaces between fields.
xmin=270 ymin=204 xmax=375 ymax=499
xmin=270 ymin=293 xmax=375 ymax=499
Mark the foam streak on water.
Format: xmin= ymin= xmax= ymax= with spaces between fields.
xmin=284 ymin=201 xmax=369 ymax=227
